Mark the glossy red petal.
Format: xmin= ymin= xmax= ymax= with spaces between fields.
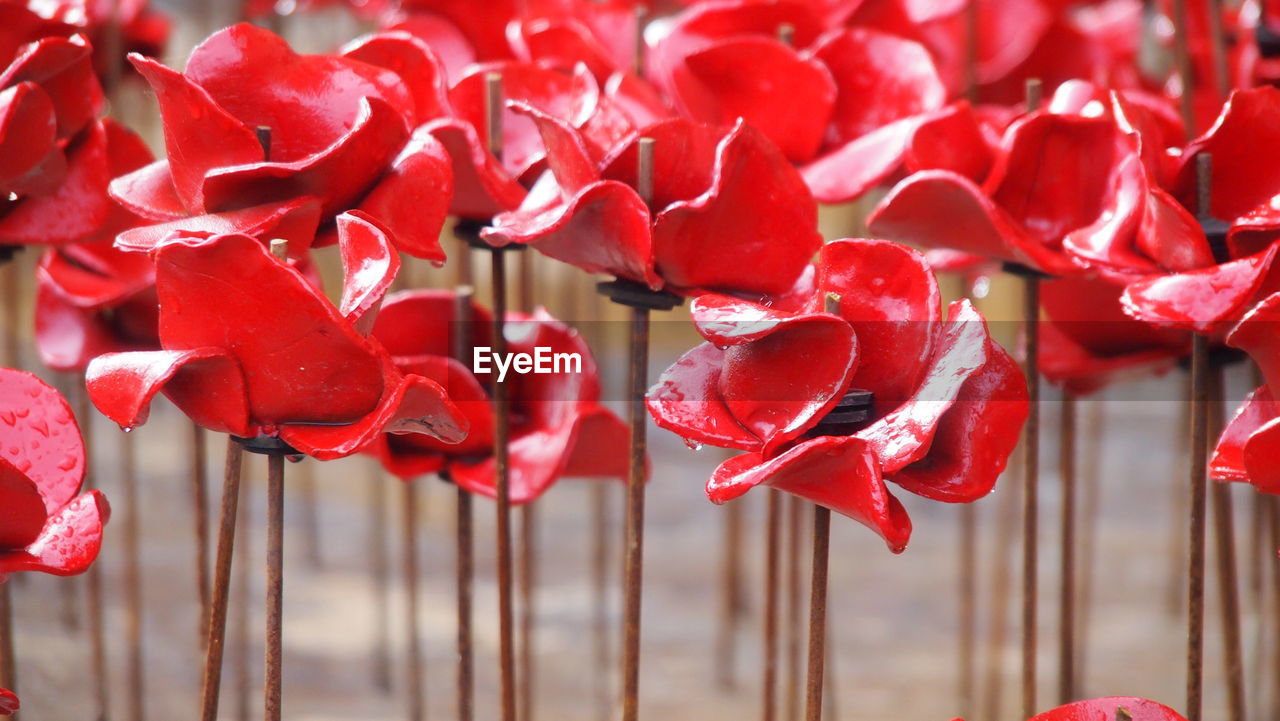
xmin=654 ymin=120 xmax=822 ymax=296
xmin=1211 ymin=386 xmax=1276 ymax=483
xmin=426 ymin=118 xmax=525 ymax=219
xmin=0 ymin=490 xmax=109 ymax=576
xmin=810 ymin=27 xmax=944 ymax=148
xmin=279 ymin=370 xmax=467 ymax=460
xmin=201 ymin=97 xmax=407 ymax=218
xmin=903 ymin=102 xmax=995 ymax=181
xmin=372 ymin=289 xmax=492 ymax=360
xmin=891 ymin=337 xmax=1026 ymax=502
xmin=336 ymin=212 xmax=399 ymax=334
xmin=0 ymin=368 xmax=84 ymax=512
xmin=0 ymin=460 xmax=46 ymax=550
xmin=707 ymin=437 xmax=912 ymax=553
xmin=108 ymin=159 xmax=188 ymax=221
xmin=1174 ymin=87 xmax=1280 ymax=223
xmin=185 ymin=23 xmax=414 ymax=161
xmin=600 ymin=118 xmax=721 ymax=211
xmin=682 ymin=36 xmax=834 ymax=163
xmin=690 ymin=293 xmax=807 ymax=347
xmin=0 ymin=686 xmax=16 ymax=714
xmin=717 ymin=310 xmax=857 ymax=457
xmin=819 ymin=239 xmax=941 ymax=417
xmin=868 ymin=170 xmax=1080 ymax=276
xmin=510 ymin=18 xmax=617 ymax=80
xmin=801 ymin=116 xmax=917 ymax=204
xmin=0 ymin=121 xmax=112 ymax=246
xmin=1243 ymin=416 xmax=1280 ymax=494
xmin=341 ymin=31 xmax=450 ymax=124
xmin=1226 ymin=290 xmax=1280 ymax=389
xmin=647 ymin=342 xmax=764 ymax=453
xmin=128 ymin=53 xmax=263 ymax=212
xmin=1135 ymin=186 xmax=1213 ymax=273
xmin=39 ymin=241 xmax=155 ymax=308
xmin=155 ymin=233 xmax=386 ymax=426
xmin=86 ymin=348 xmax=250 ymax=434
xmin=354 ymin=129 xmax=452 ymax=264
xmin=0 ymin=82 xmax=59 ymax=194
xmin=1028 ymin=697 xmax=1187 ymax=721
xmin=1122 ymin=246 xmax=1280 ymax=334
xmin=384 ymin=12 xmax=477 ymax=82
xmin=1039 ymin=319 xmax=1180 ymax=396
xmin=34 ymin=281 xmax=125 ymax=372
xmin=114 ymin=198 xmax=322 ymax=256
xmin=856 ymin=300 xmax=991 ymax=474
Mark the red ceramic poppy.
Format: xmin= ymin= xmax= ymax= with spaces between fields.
xmin=647 ymin=239 xmax=1027 ymax=551
xmin=1210 ymin=291 xmax=1280 ymax=491
xmin=365 ymin=289 xmax=631 ymax=503
xmin=869 ymin=84 xmax=1192 ymax=277
xmin=483 ymin=104 xmax=821 ymax=298
xmin=85 ymin=213 xmax=468 ymax=460
xmin=0 ymin=368 xmax=110 ymax=578
xmin=1120 ymin=88 xmax=1280 ymax=334
xmin=108 ymin=23 xmax=452 ymax=262
xmin=507 ymin=0 xmax=644 ymax=81
xmin=0 ymin=688 xmax=15 ymax=715
xmin=1024 ymin=696 xmax=1186 ymax=721
xmin=243 ymin=0 xmax=392 ymax=20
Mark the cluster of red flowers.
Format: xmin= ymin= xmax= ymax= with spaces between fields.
xmin=4 ymin=0 xmax=1280 ymax=716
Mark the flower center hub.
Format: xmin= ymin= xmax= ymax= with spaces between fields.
xmin=811 ymin=389 xmax=875 ymax=436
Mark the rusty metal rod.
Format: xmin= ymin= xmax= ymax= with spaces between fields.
xmin=199 ymin=439 xmax=244 ymax=721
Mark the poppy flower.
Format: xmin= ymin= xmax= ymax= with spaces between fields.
xmin=1023 ymin=696 xmax=1186 ymax=721
xmin=85 ymin=212 xmax=468 ymax=460
xmin=646 ymin=0 xmax=1010 ymax=203
xmin=243 ymin=0 xmax=392 ymax=21
xmin=506 ymin=0 xmax=644 ymax=82
xmin=483 ymin=103 xmax=821 ymax=298
xmin=0 ymin=367 xmax=110 ymax=579
xmin=108 ymin=23 xmax=453 ymax=262
xmin=868 ymin=83 xmax=1192 ymax=278
xmin=1210 ymin=291 xmax=1280 ymax=491
xmin=1121 ymin=87 xmax=1280 ymax=334
xmin=20 ymin=0 xmax=169 ymax=81
xmin=385 ymin=0 xmax=519 ymax=81
xmin=364 ymin=289 xmax=631 ymax=503
xmin=647 ymin=239 xmax=1027 ymax=552
xmin=0 ymin=688 xmax=14 ymax=715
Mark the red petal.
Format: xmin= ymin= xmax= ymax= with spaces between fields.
xmin=352 ymin=130 xmax=451 ymax=265
xmin=654 ymin=120 xmax=822 ymax=296
xmin=1243 ymin=416 xmax=1280 ymax=495
xmin=716 ymin=307 xmax=857 ymax=456
xmin=868 ymin=170 xmax=1079 ymax=275
xmin=86 ymin=348 xmax=250 ymax=435
xmin=819 ymin=239 xmax=941 ymax=417
xmin=129 ymin=53 xmax=263 ymax=212
xmin=682 ymin=36 xmax=834 ymax=163
xmin=0 ymin=121 xmax=112 ymax=246
xmin=185 ymin=23 xmax=415 ymax=161
xmin=337 ymin=211 xmax=399 ymax=333
xmin=1173 ymin=87 xmax=1280 ymax=223
xmin=0 ymin=36 xmax=103 ymax=139
xmin=341 ymin=31 xmax=450 ymax=124
xmin=1122 ymin=246 xmax=1280 ymax=334
xmin=385 ymin=12 xmax=477 ymax=82
xmin=39 ymin=240 xmax=155 ymax=308
xmin=279 ymin=370 xmax=467 ymax=460
xmin=891 ymin=336 xmax=1027 ymax=502
xmin=1029 ymin=697 xmax=1187 ymax=721
xmin=155 ymin=233 xmax=387 ymax=426
xmin=0 ymin=687 xmax=16 ymax=714
xmin=1211 ymin=386 xmax=1276 ymax=483
xmin=114 ymin=198 xmax=322 ymax=256
xmin=427 ymin=118 xmax=525 ymax=219
xmin=647 ymin=343 xmax=762 ymax=452
xmin=801 ymin=116 xmax=917 ymax=204
xmin=690 ymin=293 xmax=809 ymax=346
xmin=810 ymin=27 xmax=944 ymax=148
xmin=707 ymin=437 xmax=913 ymax=553
xmin=200 ymin=97 xmax=407 ymax=218
xmin=0 ymin=490 xmax=109 ymax=576
xmin=371 ymin=289 xmax=493 ymax=359
xmin=510 ymin=18 xmax=618 ymax=80
xmin=600 ymin=118 xmax=721 ymax=211
xmin=393 ymin=2 xmax=516 ymax=65
xmin=0 ymin=461 xmax=46 ymax=550
xmin=0 ymin=368 xmax=84 ymax=512
xmin=855 ymin=300 xmax=991 ymax=474
xmin=108 ymin=159 xmax=188 ymax=221
xmin=903 ymin=102 xmax=995 ymax=181
xmin=0 ymin=82 xmax=59 ymax=194
xmin=1227 ymin=290 xmax=1280 ymax=390
xmin=1135 ymin=187 xmax=1213 ymax=273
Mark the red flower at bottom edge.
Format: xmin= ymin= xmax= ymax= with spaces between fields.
xmin=0 ymin=368 xmax=110 ymax=578
xmin=0 ymin=687 xmax=15 ymax=715
xmin=1211 ymin=291 xmax=1280 ymax=492
xmin=647 ymin=239 xmax=1027 ymax=552
xmin=1028 ymin=696 xmax=1186 ymax=721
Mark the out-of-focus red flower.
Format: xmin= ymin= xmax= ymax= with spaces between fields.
xmin=85 ymin=213 xmax=468 ymax=460
xmin=18 ymin=0 xmax=169 ymax=80
xmin=243 ymin=0 xmax=393 ymax=21
xmin=0 ymin=687 xmax=15 ymax=715
xmin=1023 ymin=696 xmax=1187 ymax=720
xmin=647 ymin=239 xmax=1027 ymax=552
xmin=0 ymin=368 xmax=110 ymax=578
xmin=365 ymin=290 xmax=630 ymax=503
xmin=483 ymin=103 xmax=821 ymax=298
xmin=870 ymin=82 xmax=1193 ymax=278
xmin=109 ymin=23 xmax=453 ymax=262
xmin=1121 ymin=87 xmax=1280 ymax=335
xmin=1210 ymin=291 xmax=1280 ymax=491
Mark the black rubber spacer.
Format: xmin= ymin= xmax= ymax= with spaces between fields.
xmin=454 ymin=218 xmax=526 ymax=251
xmin=233 ymin=434 xmax=301 ymax=457
xmin=596 ymin=278 xmax=683 ymax=311
xmin=1001 ymin=261 xmax=1052 ymax=279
